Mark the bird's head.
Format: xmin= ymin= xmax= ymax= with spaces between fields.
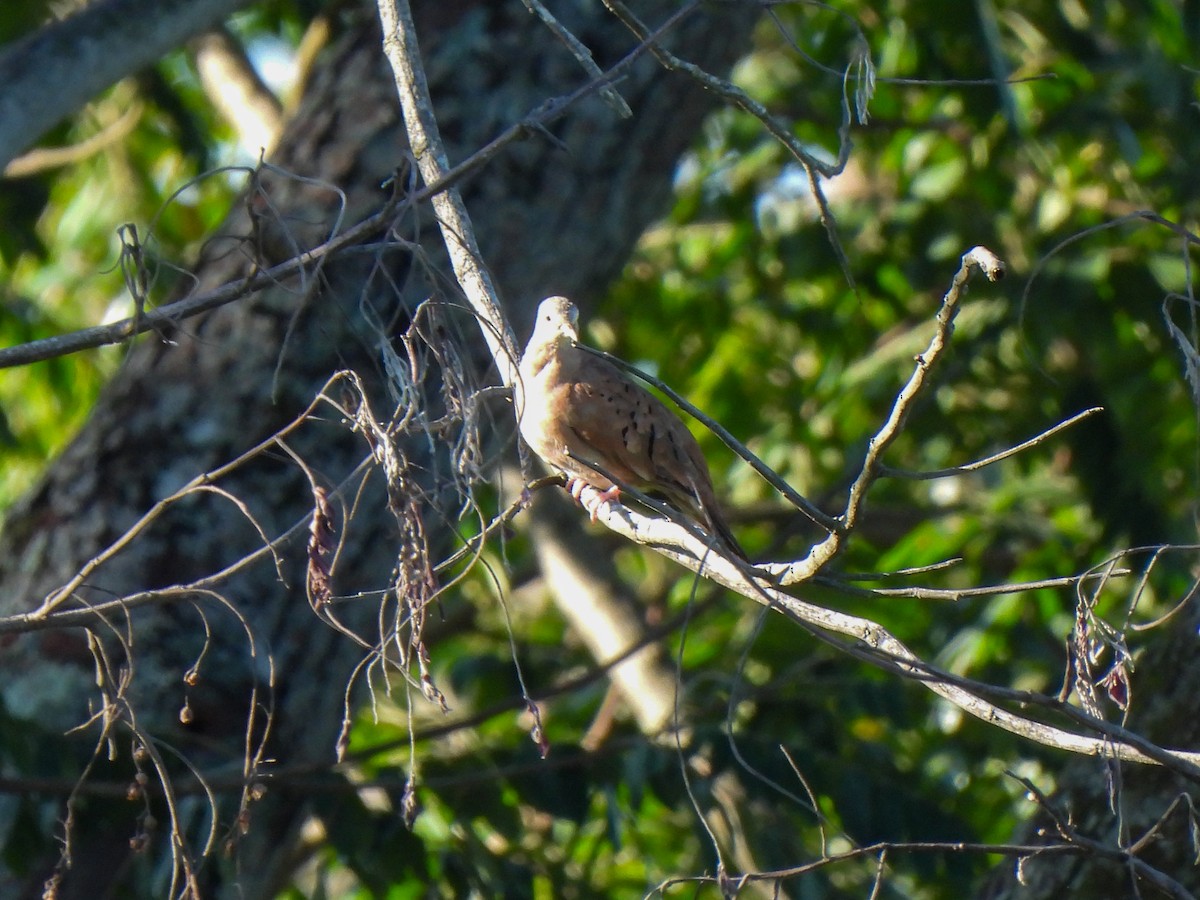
xmin=530 ymin=296 xmax=580 ymax=346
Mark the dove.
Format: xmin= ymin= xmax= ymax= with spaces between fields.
xmin=517 ymin=296 xmax=746 ymax=559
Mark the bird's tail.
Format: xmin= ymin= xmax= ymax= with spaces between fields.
xmin=698 ymin=498 xmax=748 ymax=562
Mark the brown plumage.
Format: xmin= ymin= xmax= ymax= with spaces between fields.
xmin=517 ymin=296 xmax=745 ymax=559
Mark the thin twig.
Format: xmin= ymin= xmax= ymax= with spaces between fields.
xmin=880 ymin=406 xmax=1102 ymax=480
xmin=843 ymin=246 xmax=1006 ymax=529
xmin=603 ymin=0 xmax=846 ymax=179
xmin=818 ymin=569 xmax=1129 ymax=602
xmin=20 ymin=371 xmax=364 ymax=621
xmin=1013 ymin=775 xmax=1197 ymax=899
xmin=0 ymin=212 xmax=399 ymax=369
xmin=769 ymin=245 xmax=1006 ymax=586
xmin=521 ymin=0 xmax=631 ymax=118
xmin=653 ymin=839 xmax=1087 ymax=895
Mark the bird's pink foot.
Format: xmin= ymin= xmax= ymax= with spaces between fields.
xmin=566 ymin=478 xmax=620 ymax=522
xmin=566 ymin=477 xmax=588 ymax=503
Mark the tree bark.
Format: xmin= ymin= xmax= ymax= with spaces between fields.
xmin=0 ymin=1 xmax=758 ymax=896
xmin=0 ymin=0 xmax=256 ymax=170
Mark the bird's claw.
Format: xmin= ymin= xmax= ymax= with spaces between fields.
xmin=566 ymin=478 xmax=620 ymax=522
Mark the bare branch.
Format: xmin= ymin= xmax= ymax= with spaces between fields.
xmin=769 ymin=245 xmax=1006 ymax=585
xmin=376 ymin=0 xmax=518 ymax=387
xmin=880 ymin=406 xmax=1104 ymax=480
xmin=842 ymin=246 xmax=1005 ymax=529
xmin=573 ymin=475 xmax=1200 ymax=776
xmin=0 ymin=204 xmax=396 ymax=369
xmin=602 ymin=0 xmax=847 ymax=180
xmin=0 ymin=3 xmax=701 ymax=371
xmin=4 ymin=101 xmax=143 ymax=177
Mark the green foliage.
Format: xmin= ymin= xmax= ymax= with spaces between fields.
xmin=0 ymin=56 xmax=241 ymax=507
xmin=585 ymin=2 xmax=1199 ymax=895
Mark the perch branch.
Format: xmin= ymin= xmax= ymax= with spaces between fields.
xmin=570 ymin=477 xmax=1200 ymax=778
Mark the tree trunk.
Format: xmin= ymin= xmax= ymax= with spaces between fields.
xmin=0 ymin=2 xmax=758 ymax=896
